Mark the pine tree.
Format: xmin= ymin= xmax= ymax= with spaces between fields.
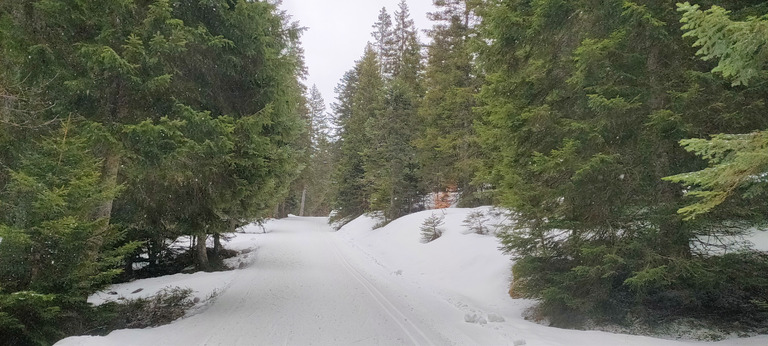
xmin=372 ymin=7 xmax=396 ymax=77
xmin=392 ymin=0 xmax=423 ymax=87
xmin=416 ymin=0 xmax=484 ymax=206
xmin=664 ymin=3 xmax=768 ymax=221
xmin=476 ymin=0 xmax=768 ymax=325
xmin=343 ymin=3 xmax=426 ymax=224
xmin=305 ymin=85 xmax=335 ymax=216
xmin=1 ymin=0 xmax=305 ymax=272
xmin=332 ymin=46 xmax=384 ymax=224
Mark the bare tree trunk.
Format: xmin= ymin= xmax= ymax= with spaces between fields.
xmin=195 ymin=234 xmax=210 ymax=271
xmin=299 ymin=187 xmax=307 ymax=216
xmin=95 ymin=151 xmax=120 ymax=219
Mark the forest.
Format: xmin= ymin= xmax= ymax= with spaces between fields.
xmin=1 ymin=0 xmax=767 ymax=344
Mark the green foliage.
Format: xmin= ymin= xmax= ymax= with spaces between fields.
xmin=0 ymin=120 xmax=139 ymax=345
xmin=1 ymin=0 xmax=305 ymax=339
xmin=416 ymin=0 xmax=484 ymax=205
xmin=0 ymin=291 xmax=60 ymax=346
xmin=665 ymin=131 xmax=768 ymax=219
xmin=332 ymin=3 xmax=426 ymax=225
xmin=462 ymin=210 xmax=490 ymax=235
xmin=280 ymin=85 xmax=335 ymax=217
xmin=365 ymin=78 xmax=424 ymax=222
xmin=420 ymin=213 xmax=445 ymax=243
xmin=0 ymin=121 xmax=138 ymax=296
xmin=678 ymin=2 xmax=768 ymax=86
xmin=665 ymin=3 xmax=768 ymax=222
xmin=478 ymin=0 xmax=768 ymax=326
xmin=331 ymin=46 xmax=383 ymax=224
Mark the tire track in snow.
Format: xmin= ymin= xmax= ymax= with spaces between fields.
xmin=326 ymin=235 xmax=436 ymax=346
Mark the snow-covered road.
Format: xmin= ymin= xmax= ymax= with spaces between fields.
xmin=58 ymin=217 xmax=466 ymax=345
xmin=58 ymin=213 xmax=768 ymax=346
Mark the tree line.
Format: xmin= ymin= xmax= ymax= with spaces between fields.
xmin=331 ymin=0 xmax=768 ymax=330
xmin=0 ymin=0 xmax=312 ymax=344
xmin=330 ymin=0 xmax=485 ymax=226
xmin=1 ymin=0 xmax=767 ymax=343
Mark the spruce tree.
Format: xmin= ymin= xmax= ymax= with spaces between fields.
xmin=331 ymin=46 xmax=384 ymax=224
xmin=373 ymin=7 xmax=396 ymax=78
xmin=333 ymin=4 xmax=426 ymax=224
xmin=392 ymin=0 xmax=423 ymax=87
xmin=305 ymin=85 xmax=335 ymax=216
xmin=363 ymin=3 xmax=424 ymax=223
xmin=476 ymin=0 xmax=768 ymax=325
xmin=665 ymin=3 xmax=768 ymax=221
xmin=416 ymin=0 xmax=484 ymax=206
xmin=1 ymin=0 xmax=305 ymax=272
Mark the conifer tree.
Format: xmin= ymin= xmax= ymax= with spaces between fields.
xmin=305 ymin=85 xmax=335 ymax=216
xmin=332 ymin=46 xmax=383 ymax=224
xmin=1 ymin=0 xmax=304 ymax=271
xmin=280 ymin=84 xmax=335 ymax=217
xmin=373 ymin=7 xmax=396 ymax=77
xmin=665 ymin=3 xmax=768 ymax=221
xmin=335 ymin=3 xmax=427 ymax=224
xmin=392 ymin=0 xmax=423 ymax=87
xmin=416 ymin=0 xmax=484 ymax=206
xmin=369 ymin=2 xmax=425 ymax=222
xmin=476 ymin=0 xmax=768 ymax=324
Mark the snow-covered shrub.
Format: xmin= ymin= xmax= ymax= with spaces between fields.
xmin=462 ymin=211 xmax=490 ymax=235
xmin=420 ymin=214 xmax=445 ymax=243
xmin=97 ymin=287 xmax=195 ymax=330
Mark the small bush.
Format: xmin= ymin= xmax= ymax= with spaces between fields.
xmin=420 ymin=214 xmax=445 ymax=243
xmin=462 ymin=211 xmax=490 ymax=235
xmin=0 ymin=291 xmax=61 ymax=346
xmin=91 ymin=286 xmax=195 ymax=333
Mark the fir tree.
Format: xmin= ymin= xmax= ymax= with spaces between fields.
xmin=372 ymin=7 xmax=396 ymax=77
xmin=392 ymin=0 xmax=423 ymax=86
xmin=332 ymin=46 xmax=384 ymax=224
xmin=416 ymin=0 xmax=484 ymax=206
xmin=305 ymin=86 xmax=335 ymax=216
xmin=476 ymin=0 xmax=768 ymax=325
xmin=665 ymin=3 xmax=768 ymax=221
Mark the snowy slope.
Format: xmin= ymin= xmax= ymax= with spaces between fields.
xmin=56 ymin=212 xmax=768 ymax=346
xmin=333 ymin=207 xmax=768 ymax=345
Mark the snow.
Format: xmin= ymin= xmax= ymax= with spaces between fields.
xmin=56 ymin=210 xmax=768 ymax=346
xmin=749 ymin=229 xmax=768 ymax=251
xmin=88 ymin=232 xmax=263 ymax=308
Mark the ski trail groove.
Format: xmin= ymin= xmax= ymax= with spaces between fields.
xmin=327 ymin=235 xmax=436 ymax=346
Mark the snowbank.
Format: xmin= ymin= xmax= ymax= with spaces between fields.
xmin=88 ymin=231 xmax=263 ymax=310
xmin=59 ymin=210 xmax=768 ymax=346
xmin=335 ymin=207 xmax=768 ymax=345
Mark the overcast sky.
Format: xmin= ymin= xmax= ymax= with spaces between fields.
xmin=279 ymin=0 xmax=436 ymax=111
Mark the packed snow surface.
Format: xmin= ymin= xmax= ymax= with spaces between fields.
xmin=57 ymin=209 xmax=768 ymax=346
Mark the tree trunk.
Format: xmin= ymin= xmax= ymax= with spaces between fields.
xmin=299 ymin=187 xmax=307 ymax=216
xmin=123 ymin=254 xmax=134 ymax=278
xmin=646 ymin=45 xmax=663 ymax=109
xmin=213 ymin=233 xmax=222 ymax=258
xmin=95 ymin=150 xmax=120 ymax=221
xmin=88 ymin=149 xmax=120 ymax=262
xmin=195 ymin=234 xmax=211 ymax=271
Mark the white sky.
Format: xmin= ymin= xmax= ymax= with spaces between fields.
xmin=279 ymin=0 xmax=436 ymax=111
